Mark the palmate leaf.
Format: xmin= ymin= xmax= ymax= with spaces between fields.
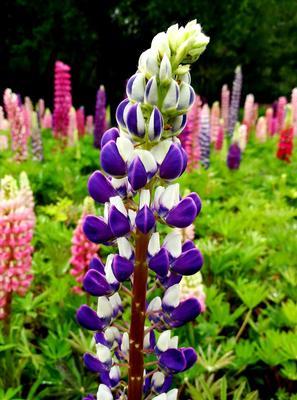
xmin=227 ymin=278 xmax=268 ymax=309
xmin=281 ymin=300 xmax=297 ymax=326
xmin=280 ymin=361 xmax=297 ymax=381
xmin=198 ymin=345 xmax=235 ymax=373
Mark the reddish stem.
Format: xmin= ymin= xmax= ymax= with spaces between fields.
xmin=128 ymin=230 xmax=150 ymax=400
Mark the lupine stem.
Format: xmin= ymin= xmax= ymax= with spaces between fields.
xmin=128 ymin=230 xmax=150 ymax=400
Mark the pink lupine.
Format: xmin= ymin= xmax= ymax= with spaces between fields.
xmin=256 ymin=116 xmax=267 ymax=143
xmin=210 ymin=101 xmax=220 ymax=143
xmin=0 ymin=135 xmax=8 ymax=150
xmin=0 ymin=175 xmax=35 ymax=320
xmin=276 ymin=96 xmax=287 ymax=133
xmin=221 ymin=84 xmax=230 ymax=132
xmin=238 ymin=124 xmax=248 ymax=152
xmin=180 ymin=95 xmax=201 ymax=171
xmin=67 ymin=107 xmax=77 ymax=146
xmin=85 ymin=115 xmax=94 ymax=134
xmin=70 ymin=197 xmax=99 ymax=294
xmin=37 ymin=98 xmax=45 ymax=121
xmin=243 ymin=94 xmax=254 ymax=132
xmin=252 ymin=103 xmax=259 ymax=127
xmin=215 ymin=119 xmax=224 ymax=151
xmin=23 ymin=97 xmax=33 ymax=139
xmin=291 ymin=88 xmax=297 ymax=136
xmin=266 ymin=107 xmax=274 ymax=135
xmin=42 ymin=109 xmax=52 ymax=129
xmin=3 ymin=89 xmax=29 ymax=161
xmin=53 ymin=61 xmax=72 ymax=139
xmin=76 ymin=107 xmax=85 ymax=137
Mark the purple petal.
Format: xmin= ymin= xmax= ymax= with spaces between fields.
xmin=170 ymin=298 xmax=201 ymax=326
xmin=83 ymin=269 xmax=112 ymax=296
xmin=100 ymin=127 xmax=120 ymax=149
xmin=83 ymin=353 xmax=107 ymax=373
xmin=109 ymin=206 xmax=131 ymax=237
xmin=171 ymin=248 xmax=203 ymax=275
xmin=182 ymin=240 xmax=196 ymax=252
xmin=159 ymin=143 xmax=184 ymax=180
xmin=149 ymin=247 xmax=169 ymax=277
xmin=188 ymin=193 xmax=202 ymax=216
xmin=159 ymin=349 xmax=186 ymax=373
xmin=112 ymin=254 xmax=134 ymax=282
xmin=89 ymin=256 xmax=105 ymax=274
xmin=83 ymin=215 xmax=113 ymax=243
xmin=76 ymin=305 xmax=105 ymax=331
xmin=100 ymin=140 xmax=127 ymax=177
xmin=180 ymin=145 xmax=188 ymax=174
xmin=182 ymin=347 xmax=197 ymax=370
xmin=126 ymin=103 xmax=145 ymax=138
xmin=116 ymin=99 xmax=130 ymax=128
xmin=128 ymin=156 xmax=147 ymax=191
xmin=88 ymin=171 xmax=117 ymax=203
xmin=135 ymin=205 xmax=155 ymax=234
xmin=165 ymin=197 xmax=197 ymax=228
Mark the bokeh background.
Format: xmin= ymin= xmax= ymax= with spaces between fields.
xmin=1 ymin=0 xmax=297 ymax=113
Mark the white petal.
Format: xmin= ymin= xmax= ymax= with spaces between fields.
xmin=159 ymin=183 xmax=180 ymax=210
xmin=111 ymin=177 xmax=128 ymax=190
xmin=163 ymin=284 xmax=180 ymax=308
xmin=139 ymin=189 xmax=150 ymax=209
xmin=121 ymin=332 xmax=129 ymax=354
xmin=136 ymin=149 xmax=157 ymax=173
xmin=109 ymin=196 xmax=127 ymax=216
xmin=116 ymin=136 xmax=134 ymax=162
xmin=109 ymin=292 xmax=122 ymax=310
xmin=169 ymin=336 xmax=179 ymax=349
xmin=151 ymin=32 xmax=171 ymax=57
xmin=105 ymin=254 xmax=117 ymax=285
xmin=97 ymin=296 xmax=113 ymax=319
xmin=152 ymin=394 xmax=166 ymax=400
xmin=147 ymin=296 xmax=162 ymax=313
xmin=128 ymin=209 xmax=136 ymax=227
xmin=148 ymin=232 xmax=161 ymax=256
xmin=110 ymin=365 xmax=120 ymax=380
xmin=159 ymin=54 xmax=172 ymax=84
xmin=157 ymin=330 xmax=171 ymax=352
xmin=152 ymin=371 xmax=165 ymax=388
xmin=153 ymin=186 xmax=165 ymax=210
xmin=167 ymin=389 xmax=178 ymax=400
xmin=162 ymin=80 xmax=179 ymax=111
xmin=97 ymin=384 xmax=113 ymax=400
xmin=96 ymin=343 xmax=111 ymax=363
xmin=117 ymin=237 xmax=133 ymax=259
xmin=163 ymin=231 xmax=182 ymax=258
xmin=103 ymin=202 xmax=110 ymax=222
xmin=151 ymin=140 xmax=172 ymax=164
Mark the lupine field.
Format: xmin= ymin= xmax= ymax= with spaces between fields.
xmin=0 ymin=17 xmax=297 ymax=400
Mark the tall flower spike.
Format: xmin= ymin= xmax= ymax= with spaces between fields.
xmin=243 ymin=94 xmax=255 ymax=133
xmin=199 ymin=104 xmax=211 ymax=169
xmin=221 ymin=84 xmax=229 ymax=133
xmin=94 ymin=85 xmax=107 ymax=148
xmin=31 ymin=111 xmax=44 ymax=161
xmin=53 ymin=61 xmax=72 ymax=140
xmin=228 ymin=66 xmax=242 ymax=137
xmin=291 ymin=88 xmax=297 ymax=137
xmin=77 ymin=20 xmax=209 ymax=400
xmin=277 ymin=105 xmax=294 ymax=163
xmin=210 ymin=101 xmax=220 ymax=144
xmin=0 ymin=174 xmax=35 ymax=320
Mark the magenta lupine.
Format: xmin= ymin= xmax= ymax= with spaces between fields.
xmin=199 ymin=103 xmax=211 ymax=168
xmin=180 ymin=95 xmax=201 ymax=171
xmin=3 ymin=89 xmax=29 ymax=161
xmin=94 ymin=85 xmax=107 ymax=148
xmin=42 ymin=108 xmax=52 ymax=129
xmin=221 ymin=84 xmax=230 ymax=133
xmin=266 ymin=107 xmax=273 ymax=136
xmin=0 ymin=174 xmax=35 ymax=320
xmin=53 ymin=61 xmax=72 ymax=139
xmin=228 ymin=66 xmax=242 ymax=137
xmin=70 ymin=197 xmax=99 ymax=294
xmin=256 ymin=116 xmax=267 ymax=143
xmin=210 ymin=101 xmax=220 ymax=143
xmin=276 ymin=96 xmax=287 ymax=133
xmin=291 ymin=88 xmax=297 ymax=136
xmin=243 ymin=94 xmax=254 ymax=133
xmin=86 ymin=115 xmax=94 ymax=134
xmin=215 ymin=120 xmax=224 ymax=151
xmin=76 ymin=21 xmax=209 ymax=400
xmin=76 ymin=106 xmax=85 ymax=137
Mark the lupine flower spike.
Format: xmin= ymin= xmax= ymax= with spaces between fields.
xmin=0 ymin=174 xmax=35 ymax=320
xmin=228 ymin=66 xmax=242 ymax=137
xmin=31 ymin=111 xmax=44 ymax=161
xmin=94 ymin=85 xmax=107 ymax=148
xmin=243 ymin=94 xmax=254 ymax=133
xmin=276 ymin=105 xmax=294 ymax=163
xmin=70 ymin=197 xmax=99 ymax=294
xmin=42 ymin=109 xmax=52 ymax=130
xmin=53 ymin=61 xmax=72 ymax=140
xmin=199 ymin=104 xmax=211 ymax=168
xmin=86 ymin=115 xmax=94 ymax=135
xmin=76 ymin=107 xmax=86 ymax=137
xmin=215 ymin=119 xmax=224 ymax=151
xmin=77 ymin=20 xmax=209 ymax=400
xmin=221 ymin=84 xmax=229 ymax=133
xmin=227 ymin=142 xmax=241 ymax=170
xmin=210 ymin=101 xmax=220 ymax=144
xmin=256 ymin=116 xmax=267 ymax=143
xmin=276 ymin=97 xmax=287 ymax=133
xmin=291 ymin=88 xmax=297 ymax=137
xmin=265 ymin=107 xmax=274 ymax=136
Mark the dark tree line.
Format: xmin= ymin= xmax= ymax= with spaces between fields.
xmin=1 ymin=0 xmax=296 ymax=114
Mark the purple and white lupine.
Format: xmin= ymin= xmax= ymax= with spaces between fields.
xmin=76 ymin=20 xmax=209 ymax=400
xmin=228 ymin=66 xmax=242 ymax=137
xmin=199 ymin=104 xmax=211 ymax=169
xmin=94 ymin=85 xmax=107 ymax=149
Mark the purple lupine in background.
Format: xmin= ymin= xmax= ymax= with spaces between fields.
xmin=228 ymin=66 xmax=242 ymax=137
xmin=227 ymin=142 xmax=241 ymax=169
xmin=76 ymin=20 xmax=209 ymax=400
xmin=53 ymin=61 xmax=72 ymax=140
xmin=94 ymin=85 xmax=107 ymax=148
xmin=199 ymin=104 xmax=211 ymax=169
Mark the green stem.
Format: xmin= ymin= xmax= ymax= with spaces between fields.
xmin=235 ymin=308 xmax=253 ymax=342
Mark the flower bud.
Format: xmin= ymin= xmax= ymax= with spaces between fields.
xmin=162 ymin=80 xmax=180 ymax=112
xmin=151 ymin=32 xmax=171 ymax=58
xmin=116 ymin=98 xmax=131 ymax=129
xmin=164 ymin=114 xmax=187 ymax=137
xmin=159 ymin=54 xmax=172 ymax=84
xmin=144 ymin=77 xmax=159 ymax=106
xmin=148 ymin=107 xmax=163 ymax=141
xmin=177 ymin=82 xmax=195 ymax=111
xmin=126 ymin=73 xmax=146 ymax=102
xmin=126 ymin=103 xmax=145 ymax=138
xmin=138 ymin=49 xmax=159 ymax=78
